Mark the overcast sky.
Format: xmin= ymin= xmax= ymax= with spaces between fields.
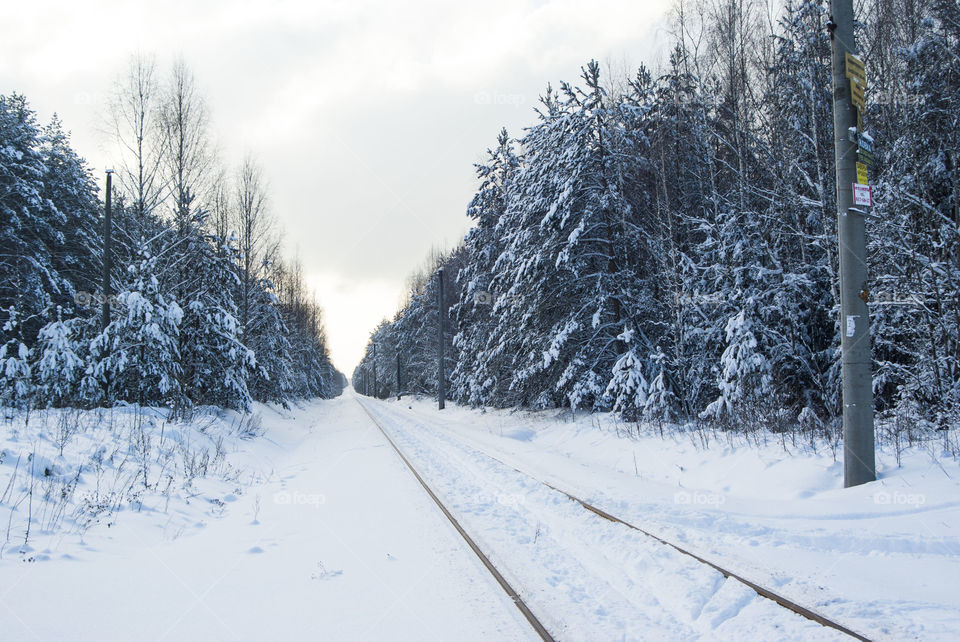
xmin=1 ymin=0 xmax=673 ymax=374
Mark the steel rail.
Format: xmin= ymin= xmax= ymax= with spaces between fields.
xmin=356 ymin=398 xmax=556 ymax=642
xmin=367 ymin=399 xmax=875 ymax=641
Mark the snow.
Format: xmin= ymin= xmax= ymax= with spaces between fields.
xmin=365 ymin=394 xmax=960 ymax=641
xmin=0 ymin=397 xmax=535 ymax=641
xmin=1 ymin=391 xmax=957 ymax=640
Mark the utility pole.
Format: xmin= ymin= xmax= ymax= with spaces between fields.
xmin=396 ymin=351 xmax=402 ymax=401
xmin=101 ymin=169 xmax=114 ymax=332
xmin=372 ymin=343 xmax=379 ymax=399
xmin=829 ymin=0 xmax=876 ymax=487
xmin=437 ymin=268 xmax=446 ymax=410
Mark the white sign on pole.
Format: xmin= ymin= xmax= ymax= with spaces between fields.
xmin=853 ymin=183 xmax=873 ymax=207
xmin=846 ymin=315 xmax=858 ymax=337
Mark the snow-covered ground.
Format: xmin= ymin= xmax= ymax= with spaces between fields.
xmin=0 ymin=398 xmax=535 ymax=641
xmin=1 ymin=391 xmax=957 ymax=640
xmin=365 ymin=393 xmax=960 ymax=641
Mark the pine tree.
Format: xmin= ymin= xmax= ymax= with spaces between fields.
xmin=0 ymin=94 xmax=66 ymax=346
xmin=40 ymin=115 xmax=102 ymax=310
xmin=869 ymin=0 xmax=960 ymax=428
xmin=34 ymin=308 xmax=85 ymax=407
xmin=451 ymin=128 xmax=518 ymax=406
xmin=90 ymin=249 xmax=184 ymax=406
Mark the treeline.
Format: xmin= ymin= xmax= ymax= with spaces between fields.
xmin=354 ymin=247 xmax=465 ymax=398
xmin=355 ymin=0 xmax=959 ymax=437
xmin=0 ymin=57 xmax=344 ymax=414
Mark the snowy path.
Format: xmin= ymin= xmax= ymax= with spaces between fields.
xmin=359 ymin=395 xmax=848 ymax=641
xmin=0 ymin=395 xmax=536 ymax=641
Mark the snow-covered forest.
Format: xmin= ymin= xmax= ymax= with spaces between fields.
xmin=2 ymin=2 xmax=960 ymax=638
xmin=354 ymin=0 xmax=960 ymax=445
xmin=1 ymin=58 xmax=345 ymax=414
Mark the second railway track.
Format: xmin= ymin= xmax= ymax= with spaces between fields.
xmin=356 ymin=396 xmax=873 ymax=641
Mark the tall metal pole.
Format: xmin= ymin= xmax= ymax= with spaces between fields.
xmin=396 ymin=351 xmax=402 ymax=401
xmin=829 ymin=0 xmax=875 ymax=487
xmin=372 ymin=342 xmax=379 ymax=399
xmin=101 ymin=170 xmax=113 ymax=332
xmin=437 ymin=268 xmax=446 ymax=410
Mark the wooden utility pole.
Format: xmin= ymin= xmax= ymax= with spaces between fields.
xmin=829 ymin=0 xmax=876 ymax=487
xmin=437 ymin=268 xmax=446 ymax=410
xmin=101 ymin=170 xmax=113 ymax=332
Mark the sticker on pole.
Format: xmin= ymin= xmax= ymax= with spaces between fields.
xmin=846 ymin=315 xmax=858 ymax=337
xmin=853 ymin=183 xmax=873 ymax=207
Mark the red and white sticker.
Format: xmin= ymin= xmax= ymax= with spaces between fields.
xmin=853 ymin=183 xmax=873 ymax=207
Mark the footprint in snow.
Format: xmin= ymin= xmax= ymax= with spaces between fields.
xmin=248 ymin=546 xmax=265 ymax=554
xmin=311 ymin=561 xmax=343 ymax=580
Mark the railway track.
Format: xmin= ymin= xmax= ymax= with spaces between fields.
xmin=356 ymin=398 xmax=555 ymax=641
xmin=356 ymin=396 xmax=872 ymax=641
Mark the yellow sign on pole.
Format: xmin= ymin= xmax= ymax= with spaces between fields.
xmin=850 ymin=79 xmax=866 ymax=111
xmin=846 ymin=53 xmax=867 ymax=130
xmin=845 ymin=53 xmax=866 ymax=85
xmin=856 ymin=162 xmax=869 ymax=185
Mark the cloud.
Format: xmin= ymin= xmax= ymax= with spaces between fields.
xmin=0 ymin=0 xmax=671 ymax=374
